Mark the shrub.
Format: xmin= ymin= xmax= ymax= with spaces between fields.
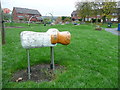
xmin=98 ymin=19 xmax=101 ymax=23
xmin=55 ymin=17 xmax=62 ymax=24
xmin=64 ymin=17 xmax=71 ymax=22
xmin=91 ymin=18 xmax=96 ymax=23
xmin=78 ymin=18 xmax=82 ymax=21
xmin=43 ymin=18 xmax=52 ymax=24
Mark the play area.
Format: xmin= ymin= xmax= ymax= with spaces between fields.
xmin=2 ymin=23 xmax=118 ymax=88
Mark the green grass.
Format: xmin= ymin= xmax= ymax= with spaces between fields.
xmin=101 ymin=23 xmax=118 ymax=28
xmin=2 ymin=23 xmax=118 ymax=88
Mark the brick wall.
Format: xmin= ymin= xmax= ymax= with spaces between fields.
xmin=12 ymin=9 xmax=41 ymax=22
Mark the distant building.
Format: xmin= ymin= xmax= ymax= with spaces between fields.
xmin=12 ymin=7 xmax=42 ymax=22
xmin=71 ymin=8 xmax=119 ymax=22
xmin=71 ymin=11 xmax=78 ymax=20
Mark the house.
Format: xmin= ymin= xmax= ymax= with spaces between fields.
xmin=12 ymin=7 xmax=42 ymax=22
xmin=71 ymin=8 xmax=119 ymax=22
xmin=71 ymin=11 xmax=78 ymax=20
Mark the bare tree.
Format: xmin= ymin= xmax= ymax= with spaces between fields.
xmin=118 ymin=1 xmax=120 ymax=23
xmin=0 ymin=2 xmax=5 ymax=44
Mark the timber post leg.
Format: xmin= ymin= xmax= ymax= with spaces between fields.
xmin=27 ymin=49 xmax=31 ymax=79
xmin=50 ymin=47 xmax=55 ymax=70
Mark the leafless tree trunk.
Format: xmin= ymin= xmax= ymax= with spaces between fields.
xmin=118 ymin=8 xmax=120 ymax=23
xmin=0 ymin=2 xmax=5 ymax=45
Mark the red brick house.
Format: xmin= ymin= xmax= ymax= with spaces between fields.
xmin=12 ymin=7 xmax=42 ymax=22
xmin=71 ymin=5 xmax=119 ymax=22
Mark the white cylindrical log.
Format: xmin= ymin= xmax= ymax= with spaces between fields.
xmin=20 ymin=29 xmax=58 ymax=49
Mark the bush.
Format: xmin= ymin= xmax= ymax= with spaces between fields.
xmin=98 ymin=19 xmax=101 ymax=23
xmin=43 ymin=18 xmax=52 ymax=24
xmin=61 ymin=16 xmax=66 ymax=21
xmin=78 ymin=18 xmax=82 ymax=21
xmin=91 ymin=18 xmax=96 ymax=23
xmin=55 ymin=17 xmax=62 ymax=24
xmin=62 ymin=16 xmax=71 ymax=22
xmin=64 ymin=17 xmax=71 ymax=22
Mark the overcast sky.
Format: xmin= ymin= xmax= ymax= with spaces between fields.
xmin=1 ymin=0 xmax=79 ymax=16
xmin=1 ymin=0 xmax=119 ymax=16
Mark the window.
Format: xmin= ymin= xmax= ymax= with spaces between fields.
xmin=112 ymin=13 xmax=117 ymax=15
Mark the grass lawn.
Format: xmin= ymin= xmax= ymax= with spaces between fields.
xmin=2 ymin=23 xmax=118 ymax=88
xmin=101 ymin=23 xmax=118 ymax=28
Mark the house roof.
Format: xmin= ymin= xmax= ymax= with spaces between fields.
xmin=71 ymin=11 xmax=77 ymax=15
xmin=13 ymin=7 xmax=41 ymax=15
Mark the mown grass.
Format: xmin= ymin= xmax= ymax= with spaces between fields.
xmin=2 ymin=23 xmax=118 ymax=88
xmin=101 ymin=23 xmax=118 ymax=28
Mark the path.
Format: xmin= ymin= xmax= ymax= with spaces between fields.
xmin=105 ymin=28 xmax=120 ymax=36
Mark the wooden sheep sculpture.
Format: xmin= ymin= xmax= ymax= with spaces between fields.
xmin=20 ymin=28 xmax=71 ymax=79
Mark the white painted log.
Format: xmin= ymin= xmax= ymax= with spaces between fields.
xmin=20 ymin=28 xmax=58 ymax=49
